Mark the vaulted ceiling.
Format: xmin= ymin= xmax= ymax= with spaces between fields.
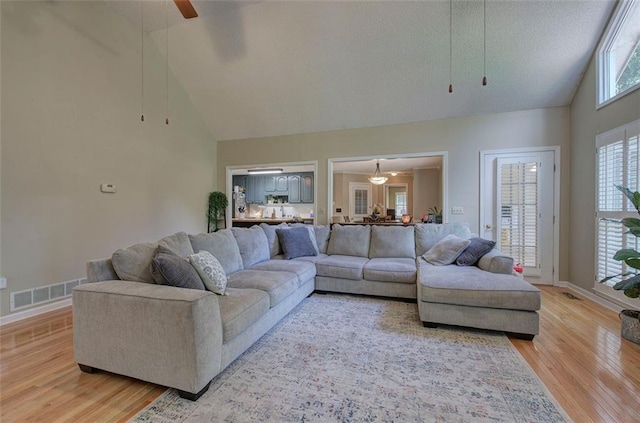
xmin=109 ymin=0 xmax=616 ymax=141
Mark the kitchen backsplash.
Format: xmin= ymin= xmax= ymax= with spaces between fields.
xmin=244 ymin=203 xmax=315 ymax=219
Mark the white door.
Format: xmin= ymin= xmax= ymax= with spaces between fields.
xmin=481 ymin=150 xmax=557 ymax=285
xmin=349 ymin=182 xmax=372 ymax=220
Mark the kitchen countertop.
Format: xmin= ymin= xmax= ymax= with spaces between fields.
xmin=232 ymin=217 xmax=314 ymax=224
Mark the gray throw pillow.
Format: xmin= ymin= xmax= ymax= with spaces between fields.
xmin=150 ymin=245 xmax=180 ymax=284
xmin=456 ymin=237 xmax=496 ymax=266
xmin=151 ymin=252 xmax=205 ymax=290
xmin=422 ymin=234 xmax=471 ymax=265
xmin=276 ymin=227 xmax=318 ymax=260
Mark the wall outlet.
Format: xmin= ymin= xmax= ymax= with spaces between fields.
xmin=0 ymin=277 xmax=7 ymax=290
xmin=451 ymin=206 xmax=464 ymax=215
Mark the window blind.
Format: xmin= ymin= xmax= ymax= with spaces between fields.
xmin=596 ymin=120 xmax=640 ymax=288
xmin=499 ymin=161 xmax=538 ymax=268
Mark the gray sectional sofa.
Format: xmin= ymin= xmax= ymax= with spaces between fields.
xmin=73 ymin=222 xmax=540 ymax=401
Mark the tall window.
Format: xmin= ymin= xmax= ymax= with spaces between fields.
xmin=395 ymin=193 xmax=407 ymax=217
xmin=597 ymin=0 xmax=640 ymax=106
xmin=596 ymin=120 xmax=640 ymax=293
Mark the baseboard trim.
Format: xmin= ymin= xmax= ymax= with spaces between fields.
xmin=0 ymin=298 xmax=72 ymax=326
xmin=558 ymin=281 xmax=623 ymax=313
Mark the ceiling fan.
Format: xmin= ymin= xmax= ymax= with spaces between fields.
xmin=173 ymin=0 xmax=198 ymax=19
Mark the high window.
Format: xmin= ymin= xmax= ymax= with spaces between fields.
xmin=596 ymin=120 xmax=640 ymax=303
xmin=597 ymin=0 xmax=640 ymax=106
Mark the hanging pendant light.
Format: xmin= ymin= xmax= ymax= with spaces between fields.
xmin=482 ymin=0 xmax=488 ymax=86
xmin=368 ymin=160 xmax=388 ymax=185
xmin=448 ymin=0 xmax=453 ymax=93
xmin=140 ymin=1 xmax=145 ymax=122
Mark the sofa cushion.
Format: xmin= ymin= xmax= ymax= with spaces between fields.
xmin=313 ymin=225 xmax=331 ymax=254
xmin=326 ymin=224 xmax=371 ymax=257
xmin=422 ymin=234 xmax=471 ymax=265
xmin=227 ymin=270 xmax=298 ymax=307
xmin=363 ymin=258 xmax=417 ymax=283
xmin=277 ymin=227 xmax=318 ymax=260
xmin=249 ymin=259 xmax=316 ymax=286
xmin=189 ymin=251 xmax=228 ymax=295
xmin=291 ymin=253 xmax=329 ymax=264
xmin=315 ymin=255 xmax=369 ymax=280
xmin=456 ymin=237 xmax=496 ymax=266
xmin=218 ymin=287 xmax=270 ymax=342
xmin=151 ymin=252 xmax=206 ymax=291
xmin=419 ymin=264 xmax=540 ymax=311
xmin=158 ymin=231 xmax=194 ymax=259
xmin=231 ymin=226 xmax=270 ymax=268
xmin=189 ymin=230 xmax=244 ymax=275
xmin=112 ymin=242 xmax=158 ymax=283
xmin=415 ymin=223 xmax=471 ymax=256
xmin=260 ymin=222 xmax=288 ymax=258
xmin=369 ymin=225 xmax=416 ymax=258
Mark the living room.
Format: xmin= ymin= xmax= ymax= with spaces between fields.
xmin=2 ymin=0 xmax=640 ymax=421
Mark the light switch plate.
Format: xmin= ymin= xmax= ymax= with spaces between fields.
xmin=0 ymin=277 xmax=7 ymax=290
xmin=451 ymin=206 xmax=464 ymax=215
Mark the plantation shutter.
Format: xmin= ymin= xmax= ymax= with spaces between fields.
xmin=498 ymin=160 xmax=539 ymax=269
xmin=596 ymin=120 xmax=640 ymax=287
xmin=354 ymin=189 xmax=368 ymax=215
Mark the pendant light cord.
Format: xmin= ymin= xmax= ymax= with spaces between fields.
xmin=165 ymin=0 xmax=169 ymax=125
xmin=449 ymin=0 xmax=453 ymax=93
xmin=483 ymin=0 xmax=487 ymax=86
xmin=141 ymin=1 xmax=144 ymax=122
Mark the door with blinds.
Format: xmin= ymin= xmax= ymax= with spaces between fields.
xmin=481 ymin=150 xmax=556 ymax=285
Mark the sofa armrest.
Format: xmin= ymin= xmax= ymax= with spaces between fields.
xmin=73 ymin=281 xmax=222 ymax=395
xmin=477 ymin=250 xmax=514 ymax=274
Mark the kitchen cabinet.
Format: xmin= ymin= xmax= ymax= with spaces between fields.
xmin=246 ymin=176 xmax=265 ymax=204
xmin=265 ymin=175 xmax=288 ymax=193
xmin=301 ymin=173 xmax=314 ymax=203
xmin=288 ymin=174 xmax=301 ymax=203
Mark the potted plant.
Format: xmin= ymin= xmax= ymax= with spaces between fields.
xmin=600 ymin=185 xmax=640 ymax=344
xmin=208 ymin=191 xmax=228 ymax=232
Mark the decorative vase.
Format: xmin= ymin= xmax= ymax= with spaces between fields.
xmin=620 ymin=310 xmax=640 ymax=344
xmin=238 ymin=212 xmax=245 ymax=219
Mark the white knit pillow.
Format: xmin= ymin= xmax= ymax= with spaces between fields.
xmin=189 ymin=251 xmax=228 ymax=295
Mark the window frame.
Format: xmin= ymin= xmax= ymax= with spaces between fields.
xmin=594 ymin=119 xmax=640 ymax=307
xmin=596 ymin=0 xmax=640 ymax=108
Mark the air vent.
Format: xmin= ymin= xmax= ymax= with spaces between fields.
xmin=10 ymin=277 xmax=84 ymax=311
xmin=562 ymin=292 xmax=582 ymax=300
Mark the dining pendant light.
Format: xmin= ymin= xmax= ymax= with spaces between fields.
xmin=368 ymin=160 xmax=388 ymax=185
xmin=482 ymin=0 xmax=488 ymax=86
xmin=448 ymin=0 xmax=453 ymax=93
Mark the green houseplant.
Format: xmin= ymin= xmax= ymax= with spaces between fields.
xmin=600 ymin=185 xmax=640 ymax=343
xmin=208 ymin=191 xmax=228 ymax=232
xmin=427 ymin=206 xmax=443 ymax=224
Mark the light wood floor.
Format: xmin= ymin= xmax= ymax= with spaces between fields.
xmin=1 ymin=286 xmax=639 ymax=422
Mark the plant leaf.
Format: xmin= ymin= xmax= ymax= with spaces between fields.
xmin=625 ymin=258 xmax=640 ymax=270
xmin=621 ymin=217 xmax=640 ymax=229
xmin=623 ymin=286 xmax=640 ymax=299
xmin=600 ymin=271 xmax=633 ymax=284
xmin=616 ymin=185 xmax=640 ymax=211
xmin=613 ymin=249 xmax=640 ymax=261
xmin=613 ymin=274 xmax=640 ymax=291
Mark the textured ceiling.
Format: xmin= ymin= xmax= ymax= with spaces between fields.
xmin=109 ymin=0 xmax=616 ymax=141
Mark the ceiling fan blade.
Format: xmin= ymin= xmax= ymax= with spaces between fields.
xmin=174 ymin=0 xmax=198 ymax=19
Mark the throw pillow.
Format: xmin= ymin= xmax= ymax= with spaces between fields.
xmin=422 ymin=234 xmax=471 ymax=266
xmin=276 ymin=227 xmax=318 ymax=260
xmin=150 ymin=245 xmax=180 ymax=285
xmin=189 ymin=251 xmax=228 ymax=295
xmin=112 ymin=242 xmax=158 ymax=283
xmin=151 ymin=252 xmax=205 ymax=290
xmin=456 ymin=237 xmax=496 ymax=266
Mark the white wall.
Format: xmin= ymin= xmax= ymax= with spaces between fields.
xmin=218 ymin=107 xmax=571 ymax=279
xmin=0 ymin=1 xmax=216 ymax=317
xmin=569 ymin=56 xmax=640 ymax=291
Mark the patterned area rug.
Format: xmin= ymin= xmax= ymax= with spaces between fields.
xmin=131 ymin=294 xmax=570 ymax=422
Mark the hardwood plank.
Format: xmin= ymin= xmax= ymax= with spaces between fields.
xmin=0 ymin=286 xmax=638 ymax=422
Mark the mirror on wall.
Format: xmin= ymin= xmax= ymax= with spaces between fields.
xmin=330 ymin=155 xmax=443 ymax=223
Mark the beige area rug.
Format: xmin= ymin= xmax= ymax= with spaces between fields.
xmin=130 ymin=294 xmax=571 ymax=422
